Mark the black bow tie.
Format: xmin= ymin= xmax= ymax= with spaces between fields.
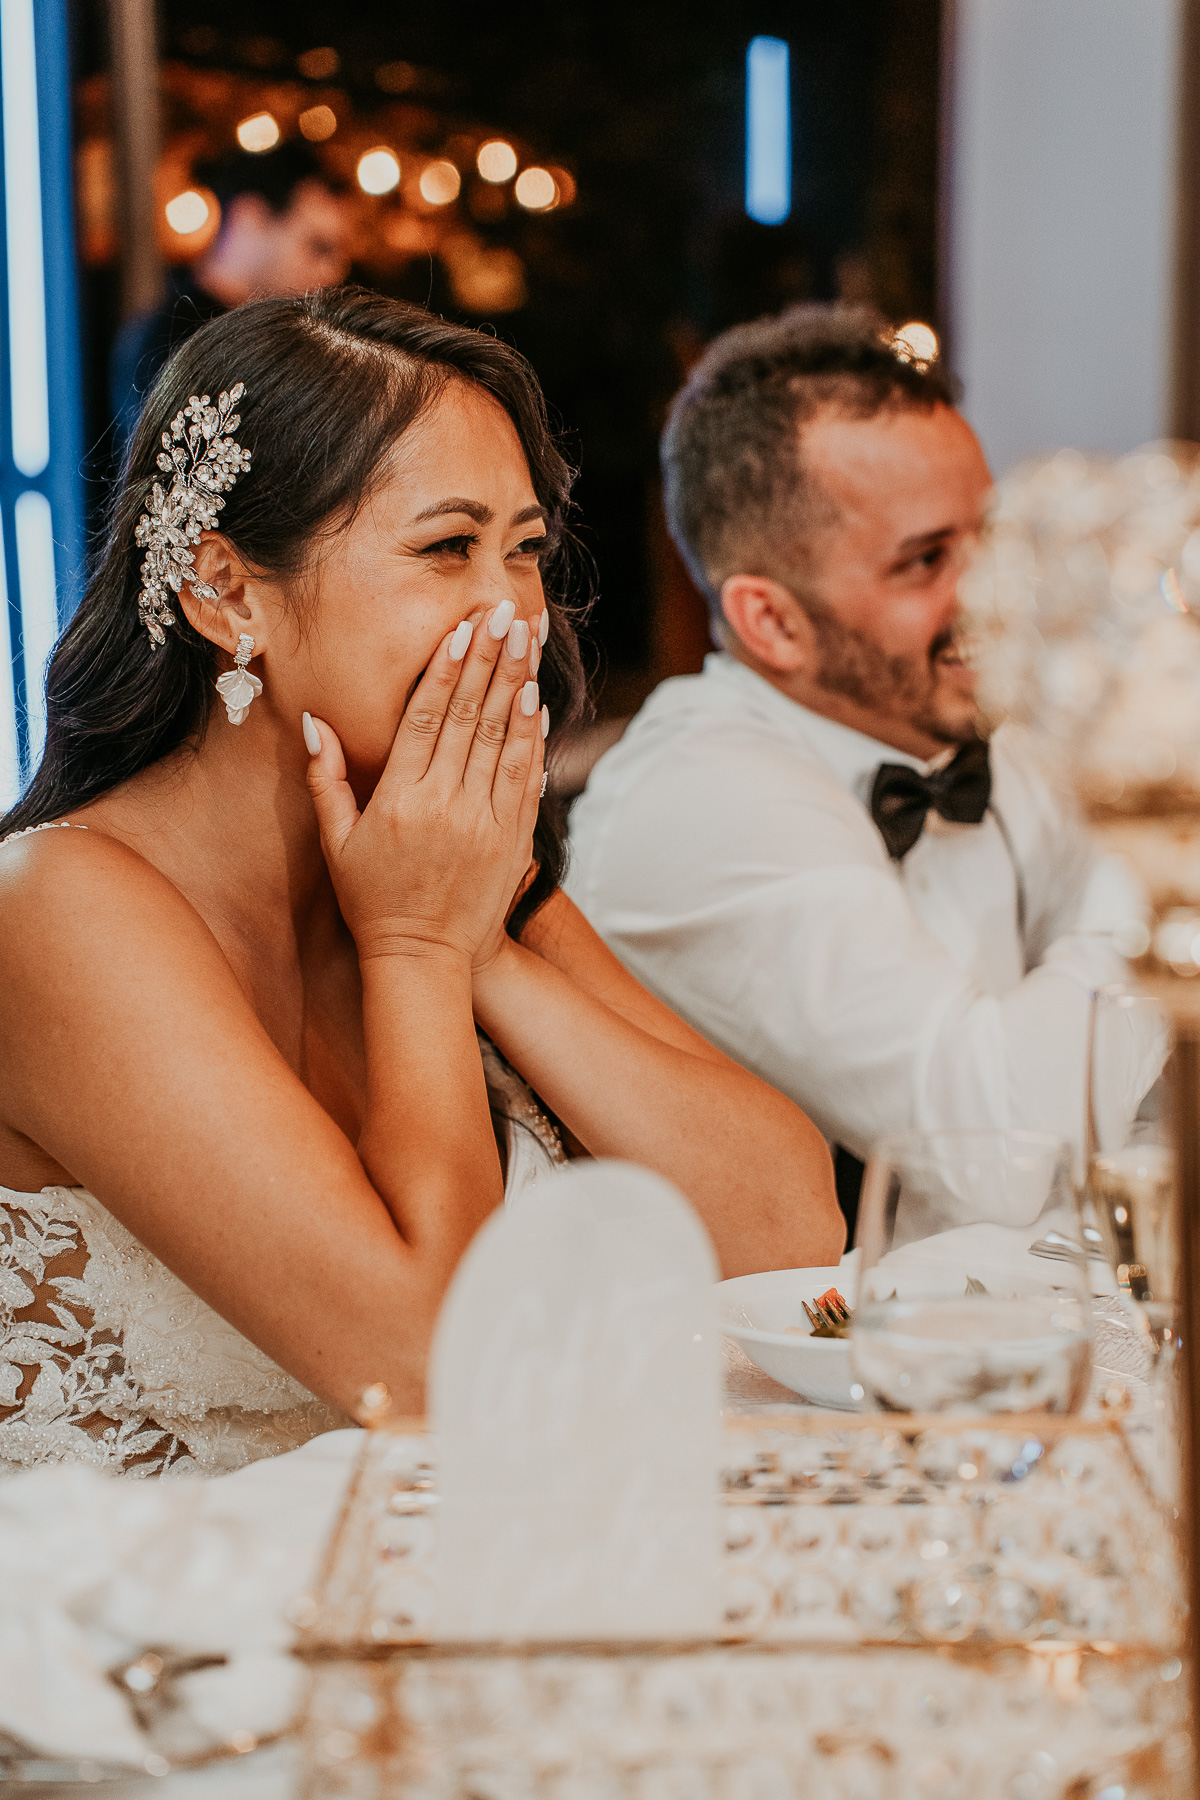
xmin=869 ymin=741 xmax=992 ymax=860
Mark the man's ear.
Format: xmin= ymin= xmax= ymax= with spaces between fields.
xmin=719 ymin=574 xmax=816 ymax=675
xmin=176 ymin=532 xmax=259 ymax=655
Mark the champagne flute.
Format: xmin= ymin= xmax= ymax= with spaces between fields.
xmin=852 ymin=1129 xmax=1092 ymax=1416
xmin=1087 ymin=983 xmax=1177 ymax=1492
xmin=1087 ymin=983 xmax=1173 ymax=1306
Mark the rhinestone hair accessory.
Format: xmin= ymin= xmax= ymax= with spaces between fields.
xmin=135 ymin=385 xmax=252 ymax=647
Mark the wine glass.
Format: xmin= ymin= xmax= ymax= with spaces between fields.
xmin=1087 ymin=983 xmax=1177 ymax=1493
xmin=852 ymin=1129 xmax=1092 ymax=1415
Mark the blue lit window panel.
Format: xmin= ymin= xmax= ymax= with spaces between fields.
xmin=2 ymin=0 xmax=50 ymax=478
xmin=0 ymin=527 xmax=19 ymax=809
xmin=745 ymin=36 xmax=791 ymax=226
xmin=0 ymin=0 xmax=84 ymax=791
xmin=16 ymin=489 xmax=57 ymax=764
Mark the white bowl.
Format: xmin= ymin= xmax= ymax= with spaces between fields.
xmin=717 ymin=1254 xmax=861 ymax=1409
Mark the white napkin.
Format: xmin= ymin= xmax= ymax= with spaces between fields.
xmin=0 ymin=1427 xmax=361 ymax=1766
xmin=874 ymin=1220 xmax=1118 ymax=1299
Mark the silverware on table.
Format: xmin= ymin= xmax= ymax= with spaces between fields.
xmin=1028 ymin=1228 xmax=1108 ymax=1263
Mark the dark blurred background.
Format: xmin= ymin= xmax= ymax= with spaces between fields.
xmin=70 ymin=0 xmax=941 ymax=716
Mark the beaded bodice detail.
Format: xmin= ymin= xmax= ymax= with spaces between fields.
xmin=479 ymin=1033 xmax=569 ymax=1196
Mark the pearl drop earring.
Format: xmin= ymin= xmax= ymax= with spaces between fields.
xmin=215 ymin=633 xmax=262 ymax=725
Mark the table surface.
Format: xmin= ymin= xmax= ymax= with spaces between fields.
xmin=5 ymin=1307 xmax=1169 ymax=1799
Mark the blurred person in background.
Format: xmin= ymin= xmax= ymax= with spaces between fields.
xmin=568 ymin=304 xmax=1147 ymax=1237
xmin=110 ymin=142 xmax=352 ymax=448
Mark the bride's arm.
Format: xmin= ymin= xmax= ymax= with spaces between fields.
xmin=474 ymin=893 xmax=844 ymax=1275
xmin=0 ymin=626 xmax=545 ymax=1418
xmin=519 ymin=888 xmax=747 ymax=1058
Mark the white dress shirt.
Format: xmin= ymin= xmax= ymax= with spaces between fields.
xmin=567 ymin=653 xmax=1139 ymax=1158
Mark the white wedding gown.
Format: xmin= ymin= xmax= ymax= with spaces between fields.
xmin=0 ymin=1039 xmax=566 ymax=1479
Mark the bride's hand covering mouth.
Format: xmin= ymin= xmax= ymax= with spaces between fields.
xmin=304 ymin=599 xmax=544 ymax=969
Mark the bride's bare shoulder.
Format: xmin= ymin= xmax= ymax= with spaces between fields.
xmin=1 ymin=817 xmax=178 ymax=896
xmin=0 ymin=819 xmax=226 ymax=985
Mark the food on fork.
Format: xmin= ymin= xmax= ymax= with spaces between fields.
xmin=799 ymin=1287 xmax=852 ymax=1339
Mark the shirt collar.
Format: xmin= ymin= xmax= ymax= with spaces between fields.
xmin=703 ymin=652 xmax=942 ymax=805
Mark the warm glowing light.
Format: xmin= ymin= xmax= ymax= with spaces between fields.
xmin=164 ymin=189 xmax=210 ymax=234
xmin=515 ymin=167 xmax=557 ymax=211
xmin=547 ymin=166 xmax=576 ymax=206
xmin=445 ymin=239 xmax=526 ymax=313
xmin=892 ymin=321 xmax=939 ymax=368
xmin=477 ymin=140 xmax=517 ymax=183
xmin=376 ymin=61 xmax=416 ymax=94
xmin=419 ymin=160 xmax=461 ymax=205
xmin=384 ymin=213 xmax=438 ymax=255
xmin=299 ymin=104 xmax=337 ymax=142
xmin=236 ymin=112 xmax=280 ymax=153
xmin=297 ymin=45 xmax=338 ymax=79
xmin=357 ymin=148 xmax=401 ymax=195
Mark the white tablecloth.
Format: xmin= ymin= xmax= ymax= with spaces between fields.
xmin=0 ymin=1429 xmax=361 ymax=1767
xmin=0 ymin=1223 xmax=1158 ymax=1776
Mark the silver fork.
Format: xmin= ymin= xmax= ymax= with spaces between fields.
xmin=1029 ymin=1228 xmax=1108 ymax=1263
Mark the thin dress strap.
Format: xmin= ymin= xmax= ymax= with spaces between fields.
xmin=0 ymin=821 xmax=87 ymax=845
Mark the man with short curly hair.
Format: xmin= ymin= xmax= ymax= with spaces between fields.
xmin=568 ymin=304 xmax=1143 ymax=1233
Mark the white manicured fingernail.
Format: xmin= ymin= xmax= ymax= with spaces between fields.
xmin=448 ymin=620 xmax=474 ymax=661
xmin=541 ymin=705 xmax=550 ymax=739
xmin=488 ymin=598 xmax=517 ymax=639
xmin=302 ymin=712 xmax=321 ymax=756
xmin=530 ymin=640 xmax=541 ymax=676
xmin=538 ymin=609 xmax=549 ymax=646
xmin=506 ymin=618 xmax=530 ymax=659
xmin=520 ymin=681 xmax=539 ymax=716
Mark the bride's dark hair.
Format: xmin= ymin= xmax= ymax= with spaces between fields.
xmin=1 ymin=287 xmax=588 ymax=931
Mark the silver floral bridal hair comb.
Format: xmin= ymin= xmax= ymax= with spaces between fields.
xmin=135 ymin=385 xmax=252 ymax=647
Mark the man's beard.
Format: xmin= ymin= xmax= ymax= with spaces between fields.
xmin=803 ymin=602 xmax=981 ymax=747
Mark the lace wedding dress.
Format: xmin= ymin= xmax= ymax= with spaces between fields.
xmin=0 ymin=1030 xmax=565 ymax=1480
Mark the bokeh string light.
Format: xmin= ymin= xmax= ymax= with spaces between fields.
xmin=891 ymin=321 xmax=939 ymax=369
xmin=376 ymin=62 xmax=417 ymax=95
xmin=515 ymin=167 xmax=557 ymax=212
xmin=477 ymin=140 xmax=518 ymax=183
xmin=357 ymin=148 xmax=401 ymax=196
xmin=298 ymin=106 xmax=337 ymax=143
xmin=164 ymin=189 xmax=210 ymax=234
xmin=439 ymin=238 xmax=526 ymax=313
xmin=296 ymin=46 xmax=339 ymax=80
xmin=235 ymin=112 xmax=280 ymax=153
xmin=419 ymin=160 xmax=461 ymax=206
xmin=81 ymin=43 xmax=581 ymax=329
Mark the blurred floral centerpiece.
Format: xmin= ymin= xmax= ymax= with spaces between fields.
xmin=962 ymin=443 xmax=1200 ymax=1000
